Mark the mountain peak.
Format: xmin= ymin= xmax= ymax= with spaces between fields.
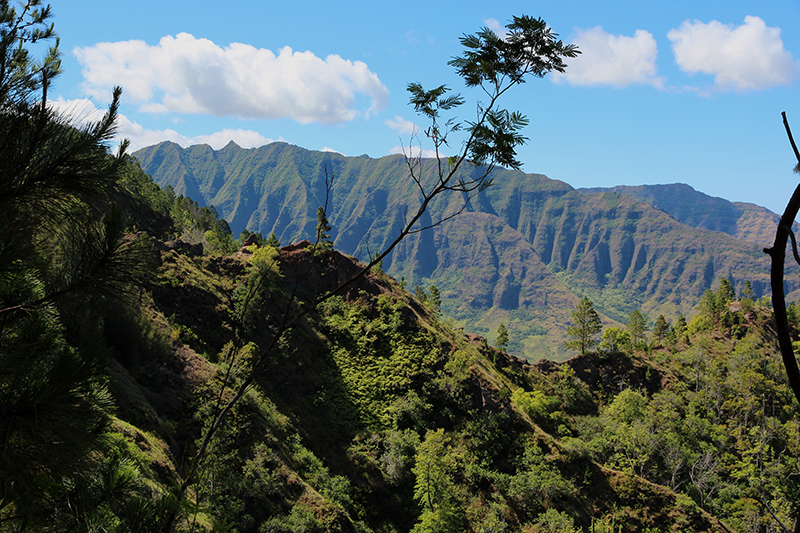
xmin=221 ymin=139 xmax=242 ymax=151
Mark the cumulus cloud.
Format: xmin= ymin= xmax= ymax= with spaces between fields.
xmin=385 ymin=115 xmax=418 ymax=136
xmin=48 ymin=97 xmax=274 ymax=151
xmin=551 ymin=27 xmax=663 ymax=88
xmin=668 ymin=16 xmax=799 ymax=92
xmin=73 ymin=33 xmax=390 ymax=124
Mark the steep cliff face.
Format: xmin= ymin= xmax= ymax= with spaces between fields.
xmin=498 ymin=189 xmax=773 ymax=317
xmin=134 ymin=141 xmax=794 ymax=360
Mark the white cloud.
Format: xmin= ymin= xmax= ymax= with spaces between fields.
xmin=73 ymin=33 xmax=390 ymax=124
xmin=188 ymin=129 xmax=275 ymax=150
xmin=320 ymin=147 xmax=343 ymax=155
xmin=484 ymin=18 xmax=508 ymax=40
xmin=668 ymin=16 xmax=799 ymax=92
xmin=48 ymin=97 xmax=274 ymax=151
xmin=48 ymin=97 xmax=107 ymax=124
xmin=385 ymin=115 xmax=418 ymax=135
xmin=388 ymin=145 xmax=440 ymax=159
xmin=551 ymin=27 xmax=663 ymax=88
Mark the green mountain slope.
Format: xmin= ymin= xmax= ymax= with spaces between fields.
xmin=133 ymin=141 xmax=798 ymax=360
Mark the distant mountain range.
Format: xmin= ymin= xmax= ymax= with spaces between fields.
xmin=133 ymin=141 xmax=798 ymax=360
xmin=580 ymin=183 xmax=790 ymax=246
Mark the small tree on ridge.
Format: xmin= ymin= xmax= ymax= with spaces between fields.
xmin=564 ymin=297 xmax=602 ymax=356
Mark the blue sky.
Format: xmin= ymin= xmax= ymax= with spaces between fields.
xmin=48 ymin=0 xmax=800 ymax=214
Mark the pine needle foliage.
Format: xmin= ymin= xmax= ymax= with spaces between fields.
xmin=0 ymin=1 xmax=151 ymax=524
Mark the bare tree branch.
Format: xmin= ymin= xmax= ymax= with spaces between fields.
xmin=765 ymin=111 xmax=800 ymax=533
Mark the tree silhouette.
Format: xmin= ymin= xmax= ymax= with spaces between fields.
xmin=765 ymin=111 xmax=800 ymax=533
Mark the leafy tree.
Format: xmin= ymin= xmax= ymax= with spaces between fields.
xmin=232 ymin=246 xmax=282 ymax=338
xmin=428 ymin=284 xmax=442 ymax=316
xmin=508 ymin=442 xmax=576 ymax=519
xmin=674 ymin=313 xmax=689 ymax=344
xmin=512 ymin=388 xmax=557 ymax=426
xmin=740 ymin=280 xmax=755 ymax=314
xmin=698 ymin=289 xmax=722 ymax=329
xmin=204 ymin=217 xmax=236 ymax=254
xmin=716 ymin=276 xmax=736 ymax=304
xmin=599 ymin=327 xmax=631 ymax=353
xmin=496 ymin=323 xmax=509 ymax=351
xmin=412 ymin=429 xmax=463 ymax=532
xmin=626 ymin=310 xmax=649 ymax=350
xmin=532 ymin=509 xmax=581 ymax=533
xmin=740 ymin=280 xmax=755 ymax=300
xmin=564 ymin=297 xmax=602 ymax=355
xmin=599 ymin=390 xmax=658 ymax=477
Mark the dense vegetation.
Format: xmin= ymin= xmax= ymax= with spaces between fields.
xmin=4 ymin=2 xmax=800 ymax=532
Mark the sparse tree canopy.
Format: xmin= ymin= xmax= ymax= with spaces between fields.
xmin=564 ymin=297 xmax=602 ymax=355
xmin=394 ymin=15 xmax=579 ymax=242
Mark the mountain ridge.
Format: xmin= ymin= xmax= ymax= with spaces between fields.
xmin=133 ymin=141 xmax=798 ymax=360
xmin=579 ymin=182 xmax=791 ymax=246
